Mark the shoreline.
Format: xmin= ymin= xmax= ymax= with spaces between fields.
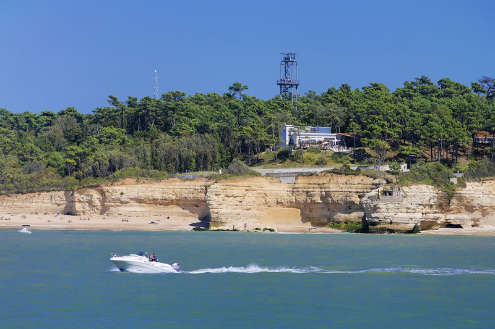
xmin=2 ymin=175 xmax=495 ymax=237
xmin=418 ymin=227 xmax=495 ymax=236
xmin=0 ymin=213 xmax=341 ymax=233
xmin=1 ymin=213 xmax=495 ymax=235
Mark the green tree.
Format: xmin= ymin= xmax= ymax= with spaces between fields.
xmin=366 ymin=139 xmax=390 ymax=167
xmin=227 ymin=82 xmax=248 ymax=100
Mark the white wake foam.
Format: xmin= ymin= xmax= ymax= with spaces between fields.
xmin=186 ymin=265 xmax=495 ymax=276
xmin=188 ymin=265 xmax=495 ymax=276
xmin=369 ymin=267 xmax=495 ymax=276
xmin=188 ymin=264 xmax=322 ymax=274
xmin=111 ymin=264 xmax=495 ymax=276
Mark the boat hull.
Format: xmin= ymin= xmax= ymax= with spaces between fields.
xmin=110 ymin=255 xmax=178 ymax=273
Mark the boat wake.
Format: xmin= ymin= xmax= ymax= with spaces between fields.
xmin=187 ymin=265 xmax=495 ymax=276
xmin=111 ymin=264 xmax=495 ymax=276
xmin=188 ymin=264 xmax=319 ymax=274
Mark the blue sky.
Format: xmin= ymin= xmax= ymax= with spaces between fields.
xmin=1 ymin=0 xmax=493 ymax=113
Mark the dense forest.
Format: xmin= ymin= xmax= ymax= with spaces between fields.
xmin=0 ymin=76 xmax=494 ymax=193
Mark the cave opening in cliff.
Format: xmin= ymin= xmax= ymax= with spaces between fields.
xmin=445 ymin=223 xmax=463 ymax=229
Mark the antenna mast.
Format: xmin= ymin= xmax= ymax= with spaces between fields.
xmin=153 ymin=68 xmax=159 ymax=99
xmin=276 ymin=52 xmax=299 ymax=103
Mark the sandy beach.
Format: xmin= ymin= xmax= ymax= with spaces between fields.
xmin=1 ymin=212 xmax=494 ymax=235
xmin=0 ymin=214 xmax=197 ymax=231
xmin=419 ymin=226 xmax=495 ymax=236
xmin=0 ymin=213 xmax=342 ymax=233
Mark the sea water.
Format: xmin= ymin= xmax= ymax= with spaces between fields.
xmin=1 ymin=230 xmax=494 ymax=328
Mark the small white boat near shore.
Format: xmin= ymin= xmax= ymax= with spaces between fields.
xmin=110 ymin=253 xmax=180 ymax=273
xmin=18 ymin=226 xmax=32 ymax=234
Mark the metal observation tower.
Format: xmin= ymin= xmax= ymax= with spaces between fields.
xmin=277 ymin=52 xmax=299 ymax=103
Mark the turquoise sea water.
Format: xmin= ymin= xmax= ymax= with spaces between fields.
xmin=1 ymin=231 xmax=495 ymax=329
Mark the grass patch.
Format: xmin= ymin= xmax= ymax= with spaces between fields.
xmin=330 ymin=152 xmax=351 ymax=164
xmin=256 ymin=149 xmax=350 ymax=168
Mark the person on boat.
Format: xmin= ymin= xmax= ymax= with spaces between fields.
xmin=149 ymin=253 xmax=157 ymax=262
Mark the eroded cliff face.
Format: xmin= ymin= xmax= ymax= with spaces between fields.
xmin=0 ymin=174 xmax=383 ymax=231
xmin=207 ymin=174 xmax=385 ymax=230
xmin=361 ymin=180 xmax=495 ymax=232
xmin=73 ymin=178 xmax=212 ymax=224
xmin=0 ymin=190 xmax=68 ymax=215
xmin=1 ymin=175 xmax=494 ymax=232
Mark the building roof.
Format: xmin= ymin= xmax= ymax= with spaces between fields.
xmin=475 ymin=131 xmax=495 ymax=138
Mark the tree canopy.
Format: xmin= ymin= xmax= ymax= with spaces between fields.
xmin=0 ymin=76 xmax=494 ymax=193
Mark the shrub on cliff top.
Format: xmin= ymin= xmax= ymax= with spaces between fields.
xmin=399 ymin=162 xmax=456 ymax=200
xmin=111 ymin=167 xmax=171 ymax=181
xmin=276 ymin=148 xmax=291 ymax=161
xmin=223 ymin=159 xmax=260 ymax=177
xmin=320 ymin=166 xmax=394 ymax=183
xmin=324 ymin=164 xmax=355 ymax=175
xmin=330 ymin=152 xmax=351 ymax=164
xmin=464 ymin=159 xmax=495 ymax=181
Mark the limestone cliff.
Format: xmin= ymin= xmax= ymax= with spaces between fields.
xmin=1 ymin=174 xmax=495 ymax=233
xmin=0 ymin=190 xmax=69 ymax=215
xmin=361 ymin=180 xmax=495 ymax=232
xmin=73 ymin=178 xmax=212 ymax=222
xmin=207 ymin=174 xmax=385 ymax=230
xmin=0 ymin=174 xmax=383 ymax=231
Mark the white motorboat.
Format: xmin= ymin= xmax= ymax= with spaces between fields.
xmin=18 ymin=227 xmax=32 ymax=234
xmin=110 ymin=253 xmax=180 ymax=273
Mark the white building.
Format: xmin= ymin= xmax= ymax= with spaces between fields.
xmin=279 ymin=125 xmax=348 ymax=151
